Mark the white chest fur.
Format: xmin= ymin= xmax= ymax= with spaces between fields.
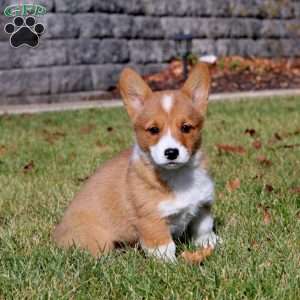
xmin=158 ymin=163 xmax=214 ymax=236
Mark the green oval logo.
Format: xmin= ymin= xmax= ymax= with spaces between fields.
xmin=4 ymin=4 xmax=47 ymax=17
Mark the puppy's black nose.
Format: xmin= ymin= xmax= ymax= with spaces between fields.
xmin=164 ymin=148 xmax=179 ymax=160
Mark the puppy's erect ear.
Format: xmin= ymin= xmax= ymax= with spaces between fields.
xmin=181 ymin=63 xmax=211 ymax=116
xmin=119 ymin=67 xmax=152 ymax=120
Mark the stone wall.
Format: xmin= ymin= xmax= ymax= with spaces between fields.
xmin=0 ymin=0 xmax=299 ymax=104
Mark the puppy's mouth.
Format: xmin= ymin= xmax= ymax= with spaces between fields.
xmin=161 ymin=162 xmax=184 ymax=170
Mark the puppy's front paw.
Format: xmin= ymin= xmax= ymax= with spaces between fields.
xmin=194 ymin=232 xmax=221 ymax=249
xmin=143 ymin=241 xmax=177 ymax=262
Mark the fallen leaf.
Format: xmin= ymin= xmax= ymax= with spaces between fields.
xmin=95 ymin=140 xmax=111 ymax=152
xmin=245 ymin=128 xmax=256 ymax=137
xmin=20 ymin=113 xmax=32 ymax=118
xmin=42 ymin=130 xmax=66 ymax=144
xmin=251 ymin=240 xmax=259 ymax=250
xmin=257 ymin=155 xmax=272 ymax=167
xmin=265 ymin=184 xmax=274 ymax=193
xmin=248 ymin=240 xmax=260 ymax=251
xmin=290 ymin=187 xmax=300 ymax=194
xmin=216 ymin=144 xmax=246 ymax=155
xmin=218 ymin=192 xmax=225 ymax=199
xmin=80 ymin=124 xmax=96 ymax=134
xmin=274 ymin=132 xmax=282 ymax=140
xmin=268 ymin=132 xmax=283 ymax=145
xmin=263 ymin=207 xmax=272 ymax=225
xmin=226 ymin=178 xmax=241 ymax=192
xmin=252 ymin=139 xmax=262 ymax=149
xmin=273 ymin=129 xmax=300 ymax=142
xmin=95 ymin=140 xmax=104 ymax=147
xmin=0 ymin=145 xmax=6 ymax=156
xmin=253 ymin=173 xmax=264 ymax=180
xmin=258 ymin=204 xmax=272 ymax=225
xmin=68 ymin=152 xmax=77 ymax=161
xmin=77 ymin=176 xmax=90 ymax=183
xmin=0 ymin=113 xmax=12 ymax=121
xmin=284 ymin=129 xmax=300 ymax=138
xmin=276 ymin=143 xmax=300 ymax=149
xmin=23 ymin=160 xmax=34 ymax=173
xmin=181 ymin=247 xmax=214 ymax=264
xmin=294 ymin=129 xmax=300 ymax=135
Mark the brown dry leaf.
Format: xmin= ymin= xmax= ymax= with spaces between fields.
xmin=274 ymin=132 xmax=282 ymax=141
xmin=263 ymin=207 xmax=272 ymax=225
xmin=284 ymin=129 xmax=300 ymax=138
xmin=258 ymin=204 xmax=272 ymax=225
xmin=19 ymin=113 xmax=33 ymax=119
xmin=252 ymin=139 xmax=262 ymax=149
xmin=95 ymin=140 xmax=111 ymax=153
xmin=0 ymin=113 xmax=12 ymax=121
xmin=273 ymin=129 xmax=300 ymax=142
xmin=181 ymin=247 xmax=214 ymax=264
xmin=253 ymin=173 xmax=264 ymax=180
xmin=68 ymin=152 xmax=77 ymax=161
xmin=265 ymin=184 xmax=274 ymax=193
xmin=268 ymin=132 xmax=282 ymax=145
xmin=290 ymin=187 xmax=300 ymax=194
xmin=23 ymin=160 xmax=34 ymax=173
xmin=77 ymin=176 xmax=90 ymax=183
xmin=80 ymin=124 xmax=96 ymax=134
xmin=0 ymin=145 xmax=6 ymax=156
xmin=245 ymin=128 xmax=256 ymax=137
xmin=42 ymin=130 xmax=66 ymax=144
xmin=226 ymin=178 xmax=241 ymax=192
xmin=218 ymin=192 xmax=225 ymax=199
xmin=277 ymin=144 xmax=300 ymax=149
xmin=294 ymin=129 xmax=300 ymax=136
xmin=95 ymin=140 xmax=103 ymax=147
xmin=250 ymin=240 xmax=259 ymax=250
xmin=216 ymin=144 xmax=246 ymax=155
xmin=257 ymin=155 xmax=272 ymax=167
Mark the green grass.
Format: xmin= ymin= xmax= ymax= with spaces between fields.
xmin=0 ymin=96 xmax=300 ymax=299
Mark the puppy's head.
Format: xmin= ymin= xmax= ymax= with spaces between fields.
xmin=119 ymin=63 xmax=211 ymax=170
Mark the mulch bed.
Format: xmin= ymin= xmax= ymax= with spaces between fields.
xmin=144 ymin=56 xmax=300 ymax=93
xmin=105 ymin=56 xmax=300 ymax=99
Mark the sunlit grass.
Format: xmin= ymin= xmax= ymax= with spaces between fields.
xmin=0 ymin=96 xmax=299 ymax=299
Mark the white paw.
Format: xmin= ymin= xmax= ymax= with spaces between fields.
xmin=143 ymin=241 xmax=177 ymax=262
xmin=194 ymin=232 xmax=221 ymax=249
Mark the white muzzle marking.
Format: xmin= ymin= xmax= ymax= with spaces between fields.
xmin=149 ymin=130 xmax=190 ymax=169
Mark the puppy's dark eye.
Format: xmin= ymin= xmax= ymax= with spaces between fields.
xmin=181 ymin=124 xmax=193 ymax=134
xmin=147 ymin=127 xmax=160 ymax=135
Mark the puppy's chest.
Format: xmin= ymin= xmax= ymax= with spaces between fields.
xmin=158 ymin=168 xmax=214 ymax=236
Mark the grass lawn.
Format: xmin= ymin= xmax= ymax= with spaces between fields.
xmin=0 ymin=96 xmax=299 ymax=299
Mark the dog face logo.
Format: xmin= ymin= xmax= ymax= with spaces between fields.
xmin=3 ymin=3 xmax=46 ymax=48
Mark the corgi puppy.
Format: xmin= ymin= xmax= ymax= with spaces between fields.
xmin=53 ymin=63 xmax=220 ymax=261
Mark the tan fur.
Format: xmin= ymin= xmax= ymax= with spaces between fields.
xmin=53 ymin=63 xmax=211 ymax=257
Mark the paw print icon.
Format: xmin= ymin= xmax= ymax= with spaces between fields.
xmin=4 ymin=16 xmax=45 ymax=48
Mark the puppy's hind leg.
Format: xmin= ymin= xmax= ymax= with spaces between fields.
xmin=53 ymin=223 xmax=115 ymax=257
